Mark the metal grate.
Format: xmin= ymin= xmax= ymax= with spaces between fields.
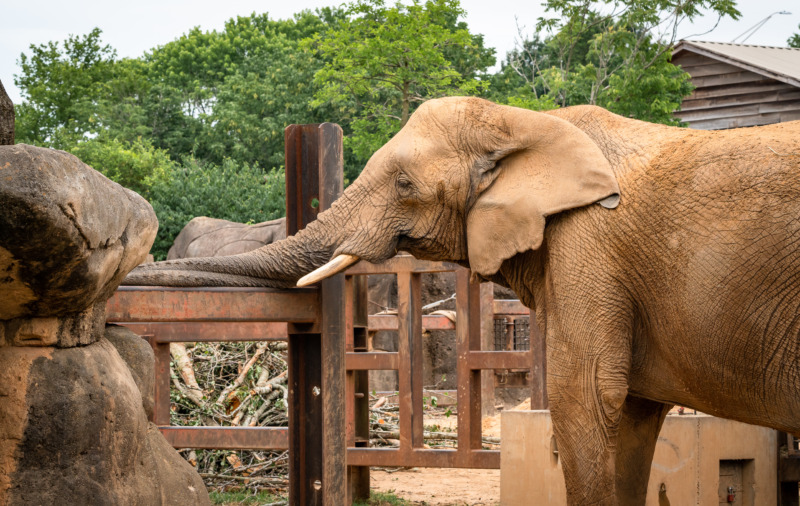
xmin=494 ymin=317 xmax=530 ymax=351
xmin=513 ymin=317 xmax=530 ymax=351
xmin=494 ymin=318 xmax=508 ymax=350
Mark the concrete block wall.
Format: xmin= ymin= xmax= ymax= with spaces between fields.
xmin=501 ymin=411 xmax=777 ymax=505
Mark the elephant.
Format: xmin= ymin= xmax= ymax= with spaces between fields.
xmin=166 ymin=216 xmax=286 ymax=260
xmin=125 ymin=97 xmax=800 ymax=505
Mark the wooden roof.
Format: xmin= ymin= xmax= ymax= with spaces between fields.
xmin=671 ymin=41 xmax=800 ymax=130
xmin=673 ymin=41 xmax=800 ymax=87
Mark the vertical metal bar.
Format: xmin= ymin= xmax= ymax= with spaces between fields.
xmin=345 ymin=276 xmax=357 ymax=449
xmin=317 ymin=123 xmax=347 ymax=505
xmin=529 ymin=307 xmax=548 ymax=409
xmin=348 ymin=275 xmax=370 ymax=503
xmin=147 ymin=336 xmax=171 ymax=425
xmin=284 ymin=124 xmax=323 ymax=237
xmin=288 ymin=333 xmax=323 ymax=506
xmin=456 ymin=269 xmax=482 ymax=455
xmin=397 ymin=270 xmax=424 ymax=449
xmin=479 ymin=282 xmax=496 ymax=418
xmin=320 ymin=275 xmax=346 ymax=504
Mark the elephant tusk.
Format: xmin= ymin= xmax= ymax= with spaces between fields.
xmin=296 ymin=254 xmax=360 ymax=287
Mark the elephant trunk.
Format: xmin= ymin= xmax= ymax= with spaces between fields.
xmin=123 ymin=212 xmax=343 ymax=288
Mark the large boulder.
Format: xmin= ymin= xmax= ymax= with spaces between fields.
xmin=105 ymin=324 xmax=156 ymax=420
xmin=0 ymin=338 xmax=208 ymax=505
xmin=0 ymin=144 xmax=156 ymax=325
xmin=0 ymin=144 xmax=209 ymax=505
xmin=167 ymin=216 xmax=286 ymax=259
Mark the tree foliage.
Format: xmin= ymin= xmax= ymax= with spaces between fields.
xmin=147 ymin=160 xmax=286 ymax=259
xmin=309 ymin=0 xmax=494 ymax=161
xmin=789 ymin=25 xmax=800 ymax=48
xmin=15 ymin=28 xmax=118 ymax=147
xmin=69 ymin=136 xmax=175 ymax=196
xmin=491 ymin=0 xmax=740 ymax=123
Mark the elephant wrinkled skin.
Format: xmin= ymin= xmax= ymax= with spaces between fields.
xmin=126 ymin=97 xmax=800 ymax=505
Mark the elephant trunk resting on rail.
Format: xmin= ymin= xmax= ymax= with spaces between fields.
xmin=126 ymin=97 xmax=800 ymax=505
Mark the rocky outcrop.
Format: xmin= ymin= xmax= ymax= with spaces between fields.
xmin=0 ymin=144 xmax=156 ymax=327
xmin=0 ymin=338 xmax=208 ymax=505
xmin=0 ymin=79 xmax=12 ymax=145
xmin=0 ymin=144 xmax=209 ymax=505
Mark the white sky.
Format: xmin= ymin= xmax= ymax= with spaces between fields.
xmin=2 ymin=0 xmax=799 ymax=104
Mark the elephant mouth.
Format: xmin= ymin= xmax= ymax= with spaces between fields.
xmin=296 ymin=234 xmax=401 ymax=287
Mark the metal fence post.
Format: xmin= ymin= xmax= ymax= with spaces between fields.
xmin=285 ymin=123 xmax=348 ymax=506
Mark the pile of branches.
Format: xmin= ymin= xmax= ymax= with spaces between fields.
xmin=367 ymin=394 xmax=500 ymax=450
xmin=169 ymin=341 xmax=290 ymax=494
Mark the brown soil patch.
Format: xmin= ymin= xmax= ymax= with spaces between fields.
xmin=369 ymin=398 xmax=532 ymax=505
xmin=370 ymin=468 xmax=500 ymax=505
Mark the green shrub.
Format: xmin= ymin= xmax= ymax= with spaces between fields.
xmin=69 ymin=136 xmax=175 ymax=196
xmin=147 ymin=158 xmax=285 ymax=260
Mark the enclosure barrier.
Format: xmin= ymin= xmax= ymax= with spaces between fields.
xmin=106 ymin=123 xmax=546 ymax=505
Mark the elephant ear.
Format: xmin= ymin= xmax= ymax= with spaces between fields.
xmin=466 ymin=105 xmax=619 ymax=278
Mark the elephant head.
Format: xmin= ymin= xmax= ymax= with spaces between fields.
xmin=124 ymin=97 xmax=619 ymax=288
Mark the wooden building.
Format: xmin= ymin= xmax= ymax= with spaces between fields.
xmin=672 ymin=41 xmax=800 ymax=130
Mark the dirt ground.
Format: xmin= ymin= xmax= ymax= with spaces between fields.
xmin=370 ymin=468 xmax=500 ymax=505
xmin=368 ymin=398 xmax=530 ymax=505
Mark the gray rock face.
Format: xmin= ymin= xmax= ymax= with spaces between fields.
xmin=0 ymin=145 xmax=209 ymax=505
xmin=0 ymin=339 xmax=209 ymax=505
xmin=167 ymin=216 xmax=286 ymax=259
xmin=105 ymin=324 xmax=156 ymax=420
xmin=0 ymin=144 xmax=157 ymax=324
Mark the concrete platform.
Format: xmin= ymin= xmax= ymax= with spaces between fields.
xmin=500 ymin=410 xmax=777 ymax=505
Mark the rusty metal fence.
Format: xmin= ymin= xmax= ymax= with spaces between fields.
xmin=106 ymin=123 xmax=546 ymax=505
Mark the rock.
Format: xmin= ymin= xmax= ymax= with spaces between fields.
xmin=167 ymin=216 xmax=285 ymax=260
xmin=0 ymin=339 xmax=210 ymax=505
xmin=0 ymin=144 xmax=157 ymax=323
xmin=105 ymin=324 xmax=155 ymax=420
xmin=0 ymin=145 xmax=208 ymax=504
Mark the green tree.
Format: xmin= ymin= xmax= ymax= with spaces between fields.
xmin=789 ymin=25 xmax=800 ymax=48
xmin=147 ymin=159 xmax=286 ymax=259
xmin=309 ymin=0 xmax=492 ymax=163
xmin=494 ymin=0 xmax=741 ymax=124
xmin=68 ymin=136 xmax=175 ymax=196
xmin=14 ymin=28 xmax=117 ymax=147
xmin=141 ymin=10 xmax=337 ymax=165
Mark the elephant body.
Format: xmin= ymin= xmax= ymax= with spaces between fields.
xmin=167 ymin=217 xmax=286 ymax=260
xmin=502 ymin=108 xmax=800 ymax=503
xmin=126 ymin=98 xmax=800 ymax=505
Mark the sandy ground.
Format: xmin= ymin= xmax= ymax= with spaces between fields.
xmin=368 ymin=399 xmax=531 ymax=505
xmin=370 ymin=468 xmax=500 ymax=505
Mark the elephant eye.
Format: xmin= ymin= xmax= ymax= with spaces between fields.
xmin=396 ymin=175 xmax=415 ymax=197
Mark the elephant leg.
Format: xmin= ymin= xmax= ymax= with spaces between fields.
xmin=548 ymin=338 xmax=631 ymax=506
xmin=615 ymin=396 xmax=672 ymax=506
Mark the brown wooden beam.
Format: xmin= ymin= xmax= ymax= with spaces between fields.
xmin=346 ymin=448 xmax=500 ymax=469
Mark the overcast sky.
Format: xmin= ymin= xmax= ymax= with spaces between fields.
xmin=3 ymin=0 xmax=799 ymax=104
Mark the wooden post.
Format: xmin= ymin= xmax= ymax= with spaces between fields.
xmin=480 ymin=282 xmax=496 ymax=417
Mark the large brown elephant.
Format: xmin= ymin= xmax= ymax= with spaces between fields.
xmin=125 ymin=97 xmax=800 ymax=505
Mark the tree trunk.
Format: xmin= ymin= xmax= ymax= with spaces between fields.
xmin=0 ymin=78 xmax=14 ymax=145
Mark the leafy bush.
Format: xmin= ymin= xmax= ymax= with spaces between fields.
xmin=147 ymin=159 xmax=285 ymax=259
xmin=69 ymin=136 xmax=175 ymax=196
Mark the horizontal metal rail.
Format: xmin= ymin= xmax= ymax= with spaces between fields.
xmin=106 ymin=261 xmax=538 ymax=468
xmin=107 ymin=286 xmax=319 ymax=323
